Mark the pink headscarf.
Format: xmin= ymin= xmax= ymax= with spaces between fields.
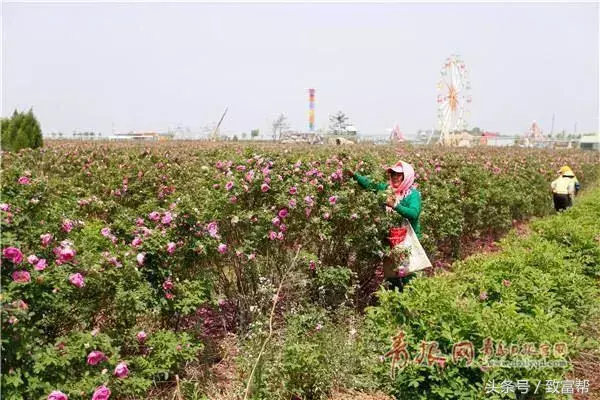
xmin=386 ymin=160 xmax=415 ymax=200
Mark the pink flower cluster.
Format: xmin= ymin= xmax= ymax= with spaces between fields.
xmin=86 ymin=350 xmax=107 ymax=365
xmin=114 ymin=362 xmax=129 ymax=378
xmin=3 ymin=247 xmax=23 ymax=264
xmin=47 ymin=390 xmax=68 ymax=400
xmin=101 ymin=228 xmax=117 ymax=244
xmin=53 ymin=242 xmax=76 ymax=265
xmin=12 ymin=270 xmax=31 ymax=283
xmin=91 ymin=385 xmax=111 ymax=400
xmin=69 ymin=273 xmax=85 ymax=288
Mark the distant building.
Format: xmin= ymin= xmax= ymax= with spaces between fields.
xmin=108 ymin=131 xmax=174 ymax=141
xmin=579 ymin=132 xmax=600 ymax=151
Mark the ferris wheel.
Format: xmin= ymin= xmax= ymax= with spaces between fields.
xmin=434 ymin=54 xmax=472 ymax=145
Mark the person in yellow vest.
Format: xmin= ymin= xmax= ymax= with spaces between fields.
xmin=551 ymin=166 xmax=577 ymax=211
xmin=558 ymin=165 xmax=581 ymax=194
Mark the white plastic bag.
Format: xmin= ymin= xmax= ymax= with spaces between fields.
xmin=401 ymin=219 xmax=432 ymax=273
xmin=383 ymin=219 xmax=432 ymax=278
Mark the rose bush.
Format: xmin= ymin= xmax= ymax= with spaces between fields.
xmin=363 ymin=186 xmax=600 ymax=399
xmin=1 ymin=142 xmax=598 ymax=398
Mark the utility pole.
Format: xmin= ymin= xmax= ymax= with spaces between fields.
xmin=574 ymin=122 xmax=577 ymax=135
xmin=550 ymin=113 xmax=555 ymax=135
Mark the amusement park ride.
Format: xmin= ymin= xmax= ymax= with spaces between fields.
xmin=428 ymin=54 xmax=472 ymax=145
xmin=390 ymin=124 xmax=405 ymax=143
xmin=522 ymin=120 xmax=547 ymax=147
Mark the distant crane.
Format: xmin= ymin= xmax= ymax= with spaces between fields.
xmin=210 ymin=107 xmax=229 ymax=141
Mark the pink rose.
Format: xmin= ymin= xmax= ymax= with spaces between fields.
xmin=260 ymin=183 xmax=270 ymax=192
xmin=277 ymin=232 xmax=284 ymax=241
xmin=0 ymin=203 xmax=10 ymax=212
xmin=86 ymin=351 xmax=106 ymax=366
xmin=114 ymin=362 xmax=129 ymax=378
xmin=27 ymin=255 xmax=39 ymax=265
xmin=206 ymin=222 xmax=219 ymax=238
xmin=271 ymin=217 xmax=280 ymax=227
xmin=35 ymin=258 xmax=48 ymax=271
xmin=289 ymin=186 xmax=297 ymax=195
xmin=162 ymin=279 xmax=174 ymax=291
xmin=18 ymin=176 xmax=31 ymax=185
xmin=148 ymin=211 xmax=160 ymax=222
xmin=323 ymin=212 xmax=330 ymax=220
xmin=225 ymin=181 xmax=234 ymax=191
xmin=131 ymin=237 xmax=142 ymax=247
xmin=136 ymin=331 xmax=147 ymax=342
xmin=62 ymin=220 xmax=74 ymax=233
xmin=166 ymin=242 xmax=176 ymax=254
xmin=40 ymin=233 xmax=53 ymax=247
xmin=12 ymin=270 xmax=31 ymax=283
xmin=288 ymin=199 xmax=297 ymax=208
xmin=13 ymin=299 xmax=28 ymax=309
xmin=351 ymin=213 xmax=358 ymax=220
xmin=47 ymin=390 xmax=68 ymax=400
xmin=3 ymin=247 xmax=24 ymax=264
xmin=502 ymin=279 xmax=511 ymax=287
xmin=100 ymin=228 xmax=112 ymax=238
xmin=268 ymin=231 xmax=277 ymax=240
xmin=218 ymin=243 xmax=227 ymax=254
xmin=317 ymin=185 xmax=324 ymax=192
xmin=479 ymin=291 xmax=488 ymax=301
xmin=165 ymin=292 xmax=174 ymax=300
xmin=278 ymin=209 xmax=288 ymax=219
xmin=136 ymin=218 xmax=145 ymax=226
xmin=309 ymin=260 xmax=316 ymax=271
xmin=304 ymin=196 xmax=314 ymax=207
xmin=91 ymin=385 xmax=111 ymax=400
xmin=69 ymin=273 xmax=85 ymax=288
xmin=107 ymin=256 xmax=121 ymax=268
xmin=58 ymin=247 xmax=75 ymax=264
xmin=328 ymin=196 xmax=337 ymax=205
xmin=279 ymin=224 xmax=287 ymax=233
xmin=136 ymin=253 xmax=145 ymax=266
xmin=161 ymin=212 xmax=172 ymax=225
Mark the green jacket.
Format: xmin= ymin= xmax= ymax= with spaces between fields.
xmin=354 ymin=173 xmax=422 ymax=238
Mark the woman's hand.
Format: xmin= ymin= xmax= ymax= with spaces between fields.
xmin=343 ymin=169 xmax=355 ymax=179
xmin=386 ymin=196 xmax=396 ymax=208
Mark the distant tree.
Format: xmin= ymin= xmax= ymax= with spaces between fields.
xmin=0 ymin=108 xmax=43 ymax=152
xmin=272 ymin=114 xmax=290 ymax=141
xmin=328 ymin=111 xmax=351 ymax=135
xmin=251 ymin=129 xmax=260 ymax=139
xmin=241 ymin=132 xmax=247 ymax=140
xmin=232 ymin=135 xmax=239 ymax=142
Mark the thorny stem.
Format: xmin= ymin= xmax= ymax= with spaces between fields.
xmin=242 ymin=246 xmax=302 ymax=400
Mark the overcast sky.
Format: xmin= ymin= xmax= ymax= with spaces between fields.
xmin=2 ymin=2 xmax=598 ymax=137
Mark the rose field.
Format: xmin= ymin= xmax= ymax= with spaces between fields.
xmin=1 ymin=142 xmax=599 ymax=400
